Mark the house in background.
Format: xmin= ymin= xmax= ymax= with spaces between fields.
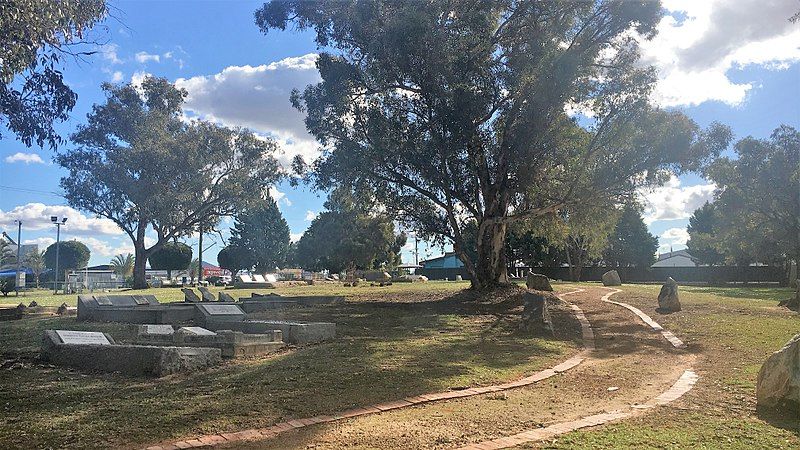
xmin=651 ymin=249 xmax=698 ymax=267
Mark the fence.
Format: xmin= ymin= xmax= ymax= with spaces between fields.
xmin=417 ymin=265 xmax=787 ymax=284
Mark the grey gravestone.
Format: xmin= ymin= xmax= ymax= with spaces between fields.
xmin=132 ymin=295 xmax=151 ymax=305
xmin=182 ymin=288 xmax=202 ymax=303
xmin=197 ymin=287 xmax=216 ymax=302
xmin=179 ymin=326 xmax=217 ymax=336
xmin=201 ymin=304 xmax=244 ymax=315
xmin=141 ymin=324 xmax=175 ymax=335
xmin=95 ymin=296 xmax=113 ymax=306
xmin=218 ymin=291 xmax=236 ymax=303
xmin=56 ymin=330 xmax=111 ymax=345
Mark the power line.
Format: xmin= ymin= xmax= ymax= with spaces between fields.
xmin=0 ymin=185 xmax=65 ymax=198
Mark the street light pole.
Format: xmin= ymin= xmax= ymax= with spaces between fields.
xmin=14 ymin=220 xmax=21 ymax=296
xmin=51 ymin=216 xmax=67 ymax=294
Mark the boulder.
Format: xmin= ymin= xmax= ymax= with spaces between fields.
xmin=526 ymin=272 xmax=553 ymax=291
xmin=757 ymin=333 xmax=800 ymax=413
xmin=656 ymin=277 xmax=681 ymax=313
xmin=602 ymin=270 xmax=621 ymax=286
xmin=521 ymin=292 xmax=552 ymax=333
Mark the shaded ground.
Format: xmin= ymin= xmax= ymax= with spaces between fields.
xmin=0 ymin=284 xmax=579 ymax=449
xmin=224 ymin=287 xmax=694 ymax=449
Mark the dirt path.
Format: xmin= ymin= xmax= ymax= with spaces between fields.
xmin=144 ymin=286 xmax=688 ymax=450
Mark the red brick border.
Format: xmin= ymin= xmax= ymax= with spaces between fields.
xmin=144 ymin=289 xmax=593 ymax=449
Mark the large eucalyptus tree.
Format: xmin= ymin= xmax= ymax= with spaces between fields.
xmin=257 ymin=0 xmax=729 ymax=289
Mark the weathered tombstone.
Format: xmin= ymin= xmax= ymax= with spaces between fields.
xmin=521 ymin=292 xmax=552 ymax=333
xmin=602 ymin=270 xmax=622 ymax=286
xmin=526 ymin=272 xmax=553 ymax=291
xmin=178 ymin=326 xmax=217 ymax=336
xmin=656 ymin=277 xmax=681 ymax=313
xmin=139 ymin=324 xmax=175 ymax=336
xmin=757 ymin=333 xmax=800 ymax=413
xmin=197 ymin=286 xmax=216 ymax=302
xmin=182 ymin=288 xmax=202 ymax=303
xmin=55 ymin=330 xmax=112 ymax=345
xmin=194 ymin=303 xmax=247 ymax=327
xmin=218 ymin=291 xmax=236 ymax=303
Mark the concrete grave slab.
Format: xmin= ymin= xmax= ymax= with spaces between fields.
xmin=203 ymin=319 xmax=335 ymax=344
xmin=139 ymin=324 xmax=175 ymax=336
xmin=134 ymin=328 xmax=284 ymax=358
xmin=56 ymin=330 xmax=112 ymax=345
xmin=42 ymin=330 xmax=221 ymax=377
xmin=194 ymin=303 xmax=246 ymax=327
xmin=77 ymin=294 xmax=160 ymax=321
xmin=179 ymin=326 xmax=217 ymax=336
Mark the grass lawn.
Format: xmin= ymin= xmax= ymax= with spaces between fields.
xmin=540 ymin=283 xmax=799 ymax=450
xmin=0 ymin=280 xmax=478 ymax=307
xmin=0 ymin=282 xmax=580 ymax=449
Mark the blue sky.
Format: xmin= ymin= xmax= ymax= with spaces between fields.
xmin=1 ymin=0 xmax=799 ymax=266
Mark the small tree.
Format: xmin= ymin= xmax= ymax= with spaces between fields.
xmin=0 ymin=238 xmax=16 ymax=269
xmin=110 ymin=253 xmax=135 ymax=278
xmin=603 ymin=204 xmax=658 ymax=267
xmin=217 ymin=245 xmax=248 ymax=277
xmin=295 ymin=189 xmax=398 ymax=274
xmin=148 ymin=242 xmax=192 ymax=280
xmin=188 ymin=258 xmax=201 ymax=283
xmin=685 ymin=202 xmax=726 ymax=266
xmin=57 ymin=77 xmax=281 ymax=288
xmin=43 ymin=240 xmax=90 ymax=282
xmin=228 ymin=197 xmax=291 ymax=273
xmin=23 ymin=251 xmax=46 ymax=287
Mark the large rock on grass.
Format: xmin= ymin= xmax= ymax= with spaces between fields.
xmin=757 ymin=333 xmax=800 ymax=413
xmin=656 ymin=277 xmax=681 ymax=313
xmin=526 ymin=272 xmax=553 ymax=291
xmin=521 ymin=292 xmax=552 ymax=333
xmin=602 ymin=270 xmax=621 ymax=286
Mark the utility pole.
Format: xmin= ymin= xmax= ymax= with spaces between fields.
xmin=14 ymin=220 xmax=21 ymax=296
xmin=51 ymin=216 xmax=67 ymax=294
xmin=414 ymin=233 xmax=419 ymax=266
xmin=198 ymin=222 xmax=204 ymax=285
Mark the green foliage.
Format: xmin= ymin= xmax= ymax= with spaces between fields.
xmin=43 ymin=240 xmax=90 ymax=280
xmin=0 ymin=0 xmax=107 ymax=148
xmin=217 ymin=245 xmax=248 ymax=276
xmin=705 ymin=125 xmax=799 ymax=267
xmin=0 ymin=276 xmax=13 ymax=296
xmin=257 ymin=1 xmax=730 ymax=288
xmin=228 ymin=197 xmax=291 ymax=272
xmin=148 ymin=242 xmax=192 ymax=279
xmin=57 ymin=76 xmax=281 ymax=288
xmin=22 ymin=251 xmax=46 ymax=287
xmin=505 ymin=228 xmax=563 ymax=268
xmin=295 ymin=188 xmax=402 ymax=273
xmin=602 ymin=204 xmax=658 ymax=267
xmin=685 ymin=201 xmax=726 ymax=266
xmin=188 ymin=258 xmax=201 ymax=281
xmin=109 ymin=253 xmax=135 ymax=278
xmin=0 ymin=238 xmax=16 ymax=268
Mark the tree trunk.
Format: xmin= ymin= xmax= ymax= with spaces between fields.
xmin=471 ymin=220 xmax=509 ymax=290
xmin=132 ymin=243 xmax=148 ymax=289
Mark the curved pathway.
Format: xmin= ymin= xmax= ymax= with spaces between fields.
xmin=144 ymin=289 xmax=594 ymax=450
xmin=601 ymin=288 xmax=686 ymax=349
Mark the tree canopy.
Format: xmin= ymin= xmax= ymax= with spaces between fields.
xmin=602 ymin=204 xmax=658 ymax=267
xmin=257 ymin=0 xmax=730 ymax=288
xmin=295 ymin=188 xmax=402 ymax=274
xmin=228 ymin=197 xmax=291 ymax=273
xmin=685 ymin=201 xmax=726 ymax=266
xmin=148 ymin=241 xmax=192 ymax=279
xmin=57 ymin=76 xmax=281 ymax=288
xmin=43 ymin=240 xmax=90 ymax=280
xmin=217 ymin=245 xmax=249 ymax=276
xmin=110 ymin=253 xmax=135 ymax=278
xmin=1 ymin=0 xmax=107 ymax=148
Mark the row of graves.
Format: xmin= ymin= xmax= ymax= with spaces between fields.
xmin=43 ymin=288 xmax=341 ymax=378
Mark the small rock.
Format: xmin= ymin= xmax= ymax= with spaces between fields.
xmin=526 ymin=272 xmax=553 ymax=291
xmin=607 ymin=386 xmax=620 ymax=392
xmin=56 ymin=303 xmax=69 ymax=315
xmin=602 ymin=270 xmax=621 ymax=286
xmin=656 ymin=277 xmax=681 ymax=313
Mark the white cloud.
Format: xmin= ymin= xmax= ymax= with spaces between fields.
xmin=100 ymin=43 xmax=122 ymax=65
xmin=660 ymin=227 xmax=690 ymax=246
xmin=175 ymin=53 xmax=322 ymax=166
xmin=269 ymin=186 xmax=291 ymax=207
xmin=304 ymin=210 xmax=318 ymax=222
xmin=290 ymin=232 xmax=304 ymax=243
xmin=4 ymin=152 xmax=45 ymax=164
xmin=111 ymin=71 xmax=124 ymax=83
xmin=641 ymin=0 xmax=800 ymax=107
xmin=639 ymin=176 xmax=716 ymax=224
xmin=0 ymin=203 xmax=123 ymax=236
xmin=135 ymin=51 xmax=160 ymax=63
xmin=22 ymin=237 xmax=55 ymax=249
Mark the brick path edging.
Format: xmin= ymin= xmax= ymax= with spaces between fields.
xmin=455 ymin=369 xmax=700 ymax=450
xmin=144 ymin=289 xmax=594 ymax=450
xmin=601 ymin=288 xmax=687 ymax=349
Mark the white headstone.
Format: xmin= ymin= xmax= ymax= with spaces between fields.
xmin=142 ymin=324 xmax=174 ymax=335
xmin=56 ymin=330 xmax=111 ymax=345
xmin=200 ymin=304 xmax=244 ymax=315
xmin=253 ymin=274 xmax=266 ymax=283
xmin=264 ymin=274 xmax=278 ymax=283
xmin=179 ymin=327 xmax=217 ymax=336
xmin=238 ymin=274 xmax=253 ymax=283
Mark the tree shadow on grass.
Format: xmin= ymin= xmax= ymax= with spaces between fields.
xmin=0 ymin=288 xmax=583 ymax=449
xmin=757 ymin=407 xmax=800 ymax=437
